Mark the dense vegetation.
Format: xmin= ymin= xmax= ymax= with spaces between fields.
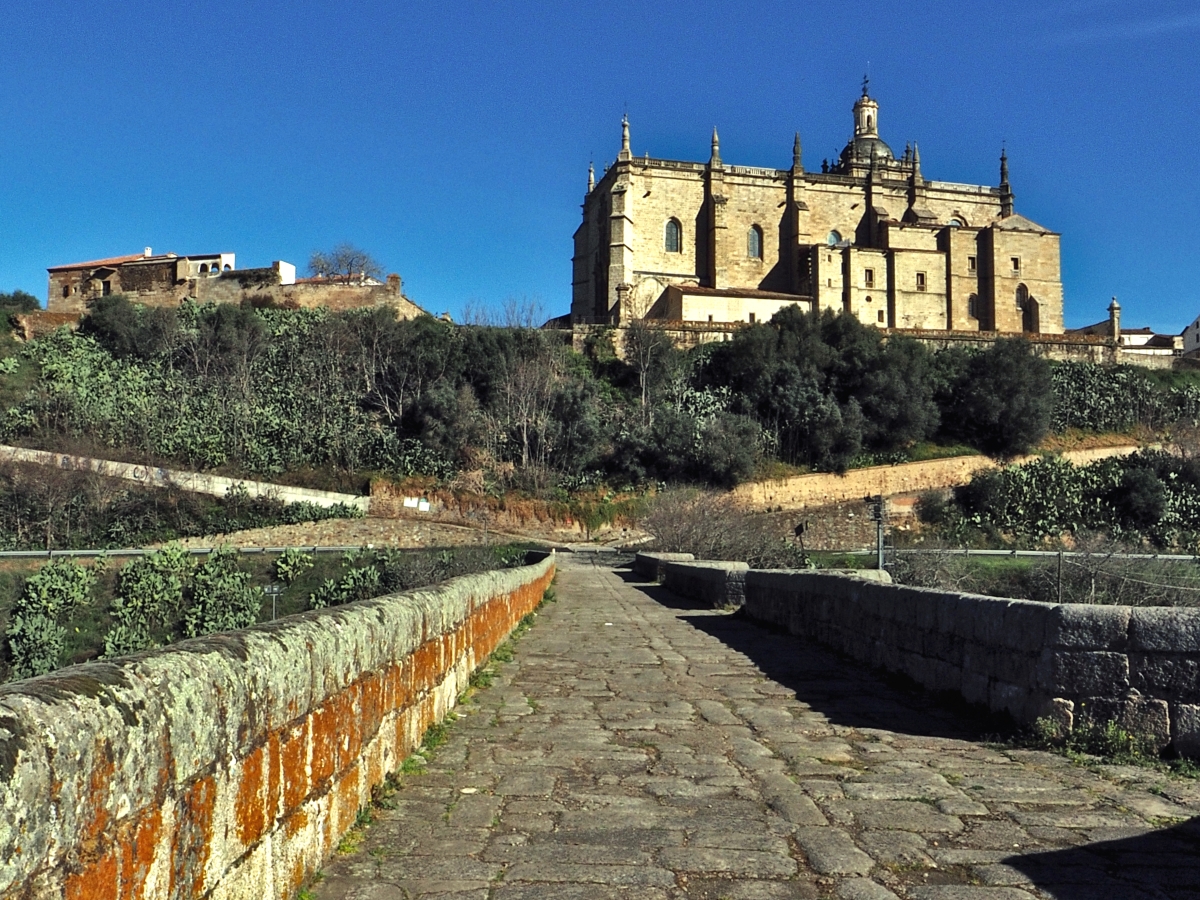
xmin=2 ymin=297 xmax=1197 ymax=493
xmin=918 ymin=450 xmax=1200 ymax=550
xmin=0 ymin=461 xmax=361 ymax=551
xmin=1 ymin=543 xmax=530 ymax=683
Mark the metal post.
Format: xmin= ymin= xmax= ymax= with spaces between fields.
xmin=1057 ymin=550 xmax=1064 ymax=604
xmin=877 ymin=509 xmax=885 ymax=571
xmin=865 ymin=495 xmax=885 ymax=571
xmin=264 ymin=583 xmax=282 ymax=620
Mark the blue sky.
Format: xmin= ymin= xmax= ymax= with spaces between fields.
xmin=0 ymin=1 xmax=1194 ymax=331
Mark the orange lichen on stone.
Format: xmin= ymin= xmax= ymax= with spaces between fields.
xmin=360 ymin=671 xmax=384 ymax=742
xmin=117 ymin=805 xmax=162 ymax=898
xmin=279 ymin=723 xmax=309 ymax=812
xmin=170 ymin=775 xmax=216 ymax=899
xmin=77 ymin=741 xmax=116 ymax=855
xmin=235 ymin=743 xmax=268 ymax=847
xmin=63 ymin=849 xmax=118 ymax=900
xmin=308 ymin=703 xmax=338 ymax=790
xmin=331 ymin=769 xmax=363 ymax=837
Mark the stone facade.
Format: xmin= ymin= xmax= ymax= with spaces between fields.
xmin=572 ymin=88 xmax=1064 ymax=335
xmin=47 ymin=249 xmax=425 ymax=318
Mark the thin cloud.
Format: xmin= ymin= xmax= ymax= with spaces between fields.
xmin=1054 ymin=11 xmax=1200 ymax=44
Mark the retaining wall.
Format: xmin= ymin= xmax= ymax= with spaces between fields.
xmin=662 ymin=561 xmax=748 ymax=608
xmin=744 ymin=570 xmax=1200 ymax=754
xmin=0 ymin=444 xmax=370 ymax=512
xmin=0 ymin=557 xmax=554 ymax=900
xmin=731 ymin=446 xmax=1139 ymax=511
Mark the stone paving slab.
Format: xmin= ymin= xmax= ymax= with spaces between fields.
xmin=311 ymin=557 xmax=1200 ymax=899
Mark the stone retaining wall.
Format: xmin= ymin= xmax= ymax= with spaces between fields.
xmin=632 ymin=552 xmax=695 ymax=582
xmin=0 ymin=444 xmax=370 ymax=512
xmin=662 ymin=560 xmax=748 ymax=609
xmin=0 ymin=557 xmax=555 ymax=900
xmin=744 ymin=570 xmax=1200 ymax=754
xmin=731 ymin=446 xmax=1139 ymax=511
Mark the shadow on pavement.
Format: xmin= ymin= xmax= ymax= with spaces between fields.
xmin=999 ymin=818 xmax=1200 ymax=898
xmin=618 ymin=565 xmax=1200 ymax=898
xmin=619 ymin=566 xmax=1003 ymax=742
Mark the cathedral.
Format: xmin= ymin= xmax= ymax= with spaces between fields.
xmin=571 ymin=86 xmax=1063 ymax=334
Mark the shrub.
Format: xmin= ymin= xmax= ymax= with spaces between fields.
xmin=641 ymin=489 xmax=808 ymax=568
xmin=184 ymin=548 xmax=262 ymax=637
xmin=7 ymin=559 xmax=96 ymax=679
xmin=274 ymin=547 xmax=315 ymax=586
xmin=104 ymin=545 xmax=192 ymax=657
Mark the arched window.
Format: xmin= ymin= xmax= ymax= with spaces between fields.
xmin=664 ymin=218 xmax=682 ymax=253
xmin=826 ymin=230 xmax=842 ymax=246
xmin=223 ymin=264 xmax=232 ymax=271
xmin=747 ymin=225 xmax=763 ymax=259
xmin=1016 ymin=283 xmax=1029 ymax=309
xmin=968 ymin=294 xmax=979 ymax=319
xmin=948 ymin=218 xmax=964 ymax=228
xmin=199 ymin=263 xmax=209 ymax=274
xmin=866 ymin=115 xmax=873 ymax=131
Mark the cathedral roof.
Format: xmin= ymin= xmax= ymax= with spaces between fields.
xmin=991 ymin=212 xmax=1053 ymax=234
xmin=840 ymin=135 xmax=894 ymax=166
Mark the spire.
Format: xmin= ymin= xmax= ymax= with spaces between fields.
xmin=710 ymin=126 xmax=721 ymax=166
xmin=999 ymin=146 xmax=1014 ymax=217
xmin=911 ymin=142 xmax=922 ymax=181
xmin=587 ymin=162 xmax=595 ymax=193
xmin=618 ymin=114 xmax=631 ymax=161
xmin=792 ymin=132 xmax=802 ymax=171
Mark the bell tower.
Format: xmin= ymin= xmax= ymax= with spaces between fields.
xmin=853 ymin=76 xmax=880 ymax=138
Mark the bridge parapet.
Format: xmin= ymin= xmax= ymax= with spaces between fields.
xmin=632 ymin=551 xmax=695 ymax=582
xmin=0 ymin=557 xmax=554 ymax=900
xmin=743 ymin=570 xmax=1200 ymax=755
xmin=662 ymin=560 xmax=749 ymax=609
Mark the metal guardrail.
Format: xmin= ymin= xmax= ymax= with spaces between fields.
xmin=833 ymin=548 xmax=1200 ymax=563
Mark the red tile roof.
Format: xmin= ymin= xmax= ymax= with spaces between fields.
xmin=47 ymin=253 xmax=164 ymax=272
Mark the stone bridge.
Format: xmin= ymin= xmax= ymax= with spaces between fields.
xmin=311 ymin=555 xmax=1200 ymax=900
xmin=2 ymin=554 xmax=1200 ymax=897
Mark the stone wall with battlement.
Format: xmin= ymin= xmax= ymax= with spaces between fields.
xmin=0 ymin=557 xmax=554 ymax=899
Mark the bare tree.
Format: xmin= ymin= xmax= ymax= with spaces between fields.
xmin=308 ymin=243 xmax=384 ymax=285
xmin=460 ymin=296 xmax=547 ymax=329
xmin=623 ymin=320 xmax=673 ymax=424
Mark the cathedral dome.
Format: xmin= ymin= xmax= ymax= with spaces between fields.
xmin=840 ymin=135 xmax=894 ymax=165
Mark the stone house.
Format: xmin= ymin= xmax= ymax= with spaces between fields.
xmin=46 ymin=248 xmax=424 ymax=318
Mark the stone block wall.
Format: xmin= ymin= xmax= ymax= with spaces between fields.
xmin=743 ymin=571 xmax=1200 ymax=754
xmin=0 ymin=557 xmax=554 ymax=900
xmin=662 ymin=560 xmax=748 ymax=608
xmin=730 ymin=445 xmax=1139 ymax=512
xmin=633 ymin=552 xmax=695 ymax=582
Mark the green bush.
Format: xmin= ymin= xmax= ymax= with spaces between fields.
xmin=274 ymin=547 xmax=314 ymax=586
xmin=103 ymin=545 xmax=192 ymax=657
xmin=7 ymin=559 xmax=96 ymax=679
xmin=184 ymin=548 xmax=262 ymax=637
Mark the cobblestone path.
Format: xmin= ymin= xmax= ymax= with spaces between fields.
xmin=312 ymin=557 xmax=1200 ymax=900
